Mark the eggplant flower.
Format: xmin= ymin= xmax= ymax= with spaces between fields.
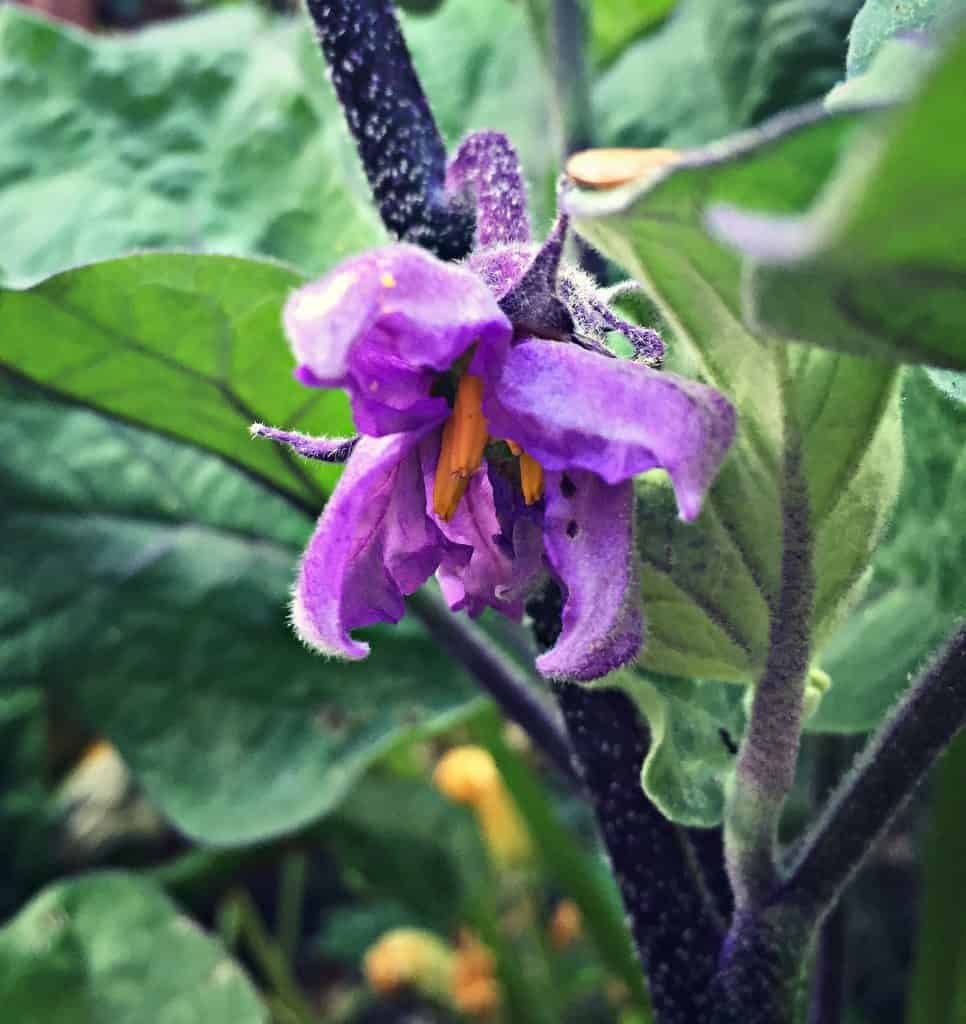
xmin=255 ymin=132 xmax=735 ymax=681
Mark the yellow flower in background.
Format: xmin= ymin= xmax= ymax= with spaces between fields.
xmin=362 ymin=927 xmax=501 ymax=1019
xmin=548 ymin=899 xmax=583 ymax=950
xmin=433 ymin=746 xmax=532 ymax=866
xmin=363 ymin=928 xmax=454 ymax=1005
xmin=452 ymin=929 xmax=501 ymax=1018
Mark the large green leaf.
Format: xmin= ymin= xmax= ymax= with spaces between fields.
xmin=568 ymin=109 xmax=902 ymax=686
xmin=0 ymin=253 xmax=349 ymax=506
xmin=0 ymin=872 xmax=266 ymax=1023
xmin=0 ymin=688 xmax=52 ymax=918
xmin=0 ymin=0 xmax=554 ymax=287
xmin=809 ymin=370 xmax=966 ymax=732
xmin=593 ymin=0 xmax=735 ymax=151
xmin=590 ymin=0 xmax=677 ymax=67
xmin=707 ymin=0 xmax=862 ymax=127
xmin=0 ymin=380 xmax=478 ymax=844
xmin=708 ymin=30 xmax=966 ymax=370
xmin=0 ymin=6 xmax=384 ymax=288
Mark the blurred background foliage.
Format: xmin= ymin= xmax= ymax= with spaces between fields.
xmin=1 ymin=0 xmax=965 ymax=1021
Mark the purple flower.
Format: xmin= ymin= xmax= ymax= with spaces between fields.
xmin=255 ymin=132 xmax=735 ymax=681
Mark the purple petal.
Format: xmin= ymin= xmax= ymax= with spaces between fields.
xmin=418 ymin=436 xmax=519 ymax=618
xmin=293 ymin=429 xmax=452 ymax=659
xmin=537 ymin=471 xmax=642 ymax=681
xmin=250 ymin=423 xmax=358 ymax=463
xmin=445 ymin=131 xmax=530 ymax=248
xmin=285 ymin=244 xmax=513 ymax=436
xmin=481 ymin=339 xmax=735 ymax=520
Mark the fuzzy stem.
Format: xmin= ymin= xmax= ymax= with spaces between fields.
xmin=808 ymin=903 xmax=845 ymax=1024
xmin=725 ymin=360 xmax=814 ymax=911
xmin=409 ymin=588 xmax=578 ymax=786
xmin=554 ymin=681 xmax=724 ymax=1023
xmin=783 ymin=623 xmax=966 ymax=922
xmin=304 ymin=0 xmax=473 ymax=259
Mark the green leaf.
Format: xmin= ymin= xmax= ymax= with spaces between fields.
xmin=0 ymin=872 xmax=267 ymax=1024
xmin=590 ymin=0 xmax=677 ymax=67
xmin=809 ymin=370 xmax=966 ymax=732
xmin=0 ymin=0 xmax=554 ymax=285
xmin=620 ymin=672 xmax=744 ymax=827
xmin=569 ymin=109 xmax=902 ymax=685
xmin=593 ymin=0 xmax=736 ymax=151
xmin=708 ymin=31 xmax=966 ymax=371
xmin=0 ymin=688 xmax=52 ymax=917
xmin=0 ymin=253 xmax=350 ymax=506
xmin=0 ymin=381 xmax=478 ymax=844
xmin=826 ymin=34 xmax=938 ymax=109
xmin=0 ymin=6 xmax=384 ymax=288
xmin=847 ymin=0 xmax=966 ymax=76
xmin=707 ymin=0 xmax=862 ymax=127
xmin=926 ymin=367 xmax=966 ymax=402
xmin=807 ymin=588 xmax=959 ymax=732
xmin=906 ymin=731 xmax=966 ymax=1024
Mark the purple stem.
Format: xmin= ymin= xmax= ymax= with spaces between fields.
xmin=725 ymin=366 xmax=814 ymax=911
xmin=409 ymin=588 xmax=579 ymax=787
xmin=783 ymin=623 xmax=966 ymax=921
xmin=304 ymin=0 xmax=473 ymax=260
xmin=554 ymin=681 xmax=724 ymax=1023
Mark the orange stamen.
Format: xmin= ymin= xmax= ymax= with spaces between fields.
xmin=505 ymin=440 xmax=522 ymax=456
xmin=451 ymin=375 xmax=488 ymax=477
xmin=519 ymin=452 xmax=544 ymax=505
xmin=434 ymin=374 xmax=488 ymax=521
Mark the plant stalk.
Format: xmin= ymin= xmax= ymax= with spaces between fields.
xmin=724 ymin=357 xmax=814 ymax=911
xmin=410 ymin=588 xmax=579 ymax=786
xmin=304 ymin=0 xmax=473 ymax=259
xmin=783 ymin=623 xmax=966 ymax=922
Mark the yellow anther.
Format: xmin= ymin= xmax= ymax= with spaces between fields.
xmin=380 ymin=272 xmax=396 ymax=288
xmin=519 ymin=451 xmax=544 ymax=505
xmin=433 ymin=374 xmax=489 ymax=521
xmin=433 ymin=418 xmax=469 ymax=521
xmin=451 ymin=374 xmax=488 ymax=476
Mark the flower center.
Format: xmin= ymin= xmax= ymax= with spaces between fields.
xmin=432 ymin=372 xmax=545 ymax=521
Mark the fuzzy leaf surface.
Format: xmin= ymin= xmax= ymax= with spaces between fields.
xmin=0 ymin=872 xmax=266 ymax=1023
xmin=0 ymin=253 xmax=349 ymax=505
xmin=0 ymin=380 xmax=477 ymax=844
xmin=707 ymin=0 xmax=862 ymax=127
xmin=708 ymin=31 xmax=966 ymax=370
xmin=0 ymin=0 xmax=554 ymax=286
